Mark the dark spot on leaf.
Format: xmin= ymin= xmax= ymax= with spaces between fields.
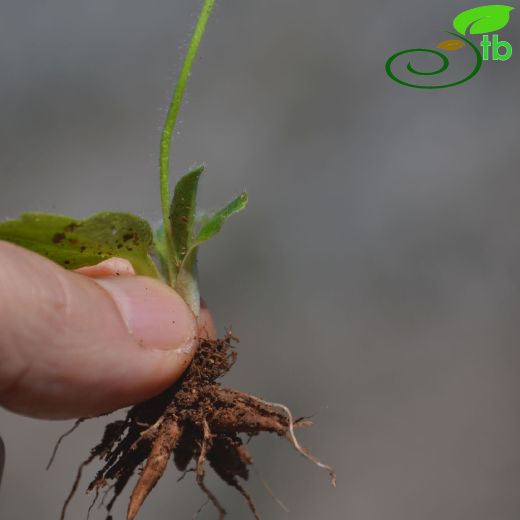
xmin=123 ymin=233 xmax=133 ymax=242
xmin=64 ymin=223 xmax=78 ymax=232
xmin=53 ymin=233 xmax=66 ymax=244
xmin=80 ymin=246 xmax=86 ymax=253
xmin=64 ymin=260 xmax=70 ymax=265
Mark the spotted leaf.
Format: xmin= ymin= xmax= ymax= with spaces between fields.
xmin=0 ymin=212 xmax=159 ymax=277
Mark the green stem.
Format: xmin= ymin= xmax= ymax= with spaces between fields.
xmin=160 ymin=0 xmax=216 ymax=285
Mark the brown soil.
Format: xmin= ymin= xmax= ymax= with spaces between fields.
xmin=57 ymin=333 xmax=335 ymax=520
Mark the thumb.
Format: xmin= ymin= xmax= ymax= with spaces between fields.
xmin=0 ymin=242 xmax=198 ymax=419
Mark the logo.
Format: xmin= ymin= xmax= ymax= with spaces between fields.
xmin=386 ymin=5 xmax=514 ymax=89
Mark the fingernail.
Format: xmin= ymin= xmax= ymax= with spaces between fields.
xmin=95 ymin=277 xmax=197 ymax=352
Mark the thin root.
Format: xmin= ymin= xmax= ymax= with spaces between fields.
xmin=129 ymin=416 xmax=165 ymax=451
xmin=192 ymin=498 xmax=210 ymax=519
xmin=47 ymin=418 xmax=86 ymax=470
xmin=86 ymin=488 xmax=100 ymax=520
xmin=99 ymin=483 xmax=116 ymax=509
xmin=177 ymin=467 xmax=196 ymax=482
xmin=253 ymin=467 xmax=289 ymax=513
xmin=230 ymin=480 xmax=261 ymax=520
xmin=253 ymin=398 xmax=336 ymax=487
xmin=60 ymin=452 xmax=96 ymax=520
xmin=196 ymin=420 xmax=226 ymax=519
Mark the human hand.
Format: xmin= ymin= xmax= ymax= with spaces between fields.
xmin=0 ymin=241 xmax=215 ymax=420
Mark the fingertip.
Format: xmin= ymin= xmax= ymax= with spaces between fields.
xmin=75 ymin=257 xmax=136 ymax=277
xmin=94 ymin=276 xmax=198 ymax=353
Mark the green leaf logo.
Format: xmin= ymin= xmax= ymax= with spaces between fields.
xmin=453 ymin=5 xmax=514 ymax=35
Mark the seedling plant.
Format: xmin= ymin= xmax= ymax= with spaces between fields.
xmin=0 ymin=1 xmax=334 ymax=519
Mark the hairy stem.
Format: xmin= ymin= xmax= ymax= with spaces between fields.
xmin=160 ymin=0 xmax=216 ymax=284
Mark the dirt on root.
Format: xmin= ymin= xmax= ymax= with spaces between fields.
xmin=56 ymin=333 xmax=335 ymax=520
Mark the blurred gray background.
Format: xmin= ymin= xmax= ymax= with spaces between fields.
xmin=1 ymin=1 xmax=520 ymax=519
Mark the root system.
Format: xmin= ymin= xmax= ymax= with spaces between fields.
xmin=57 ymin=333 xmax=335 ymax=519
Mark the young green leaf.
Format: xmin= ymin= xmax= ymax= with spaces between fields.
xmin=166 ymin=167 xmax=248 ymax=314
xmin=0 ymin=212 xmax=159 ymax=277
xmin=194 ymin=192 xmax=248 ymax=247
xmin=453 ymin=5 xmax=514 ymax=35
xmin=176 ymin=192 xmax=248 ymax=314
xmin=169 ymin=165 xmax=204 ymax=272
